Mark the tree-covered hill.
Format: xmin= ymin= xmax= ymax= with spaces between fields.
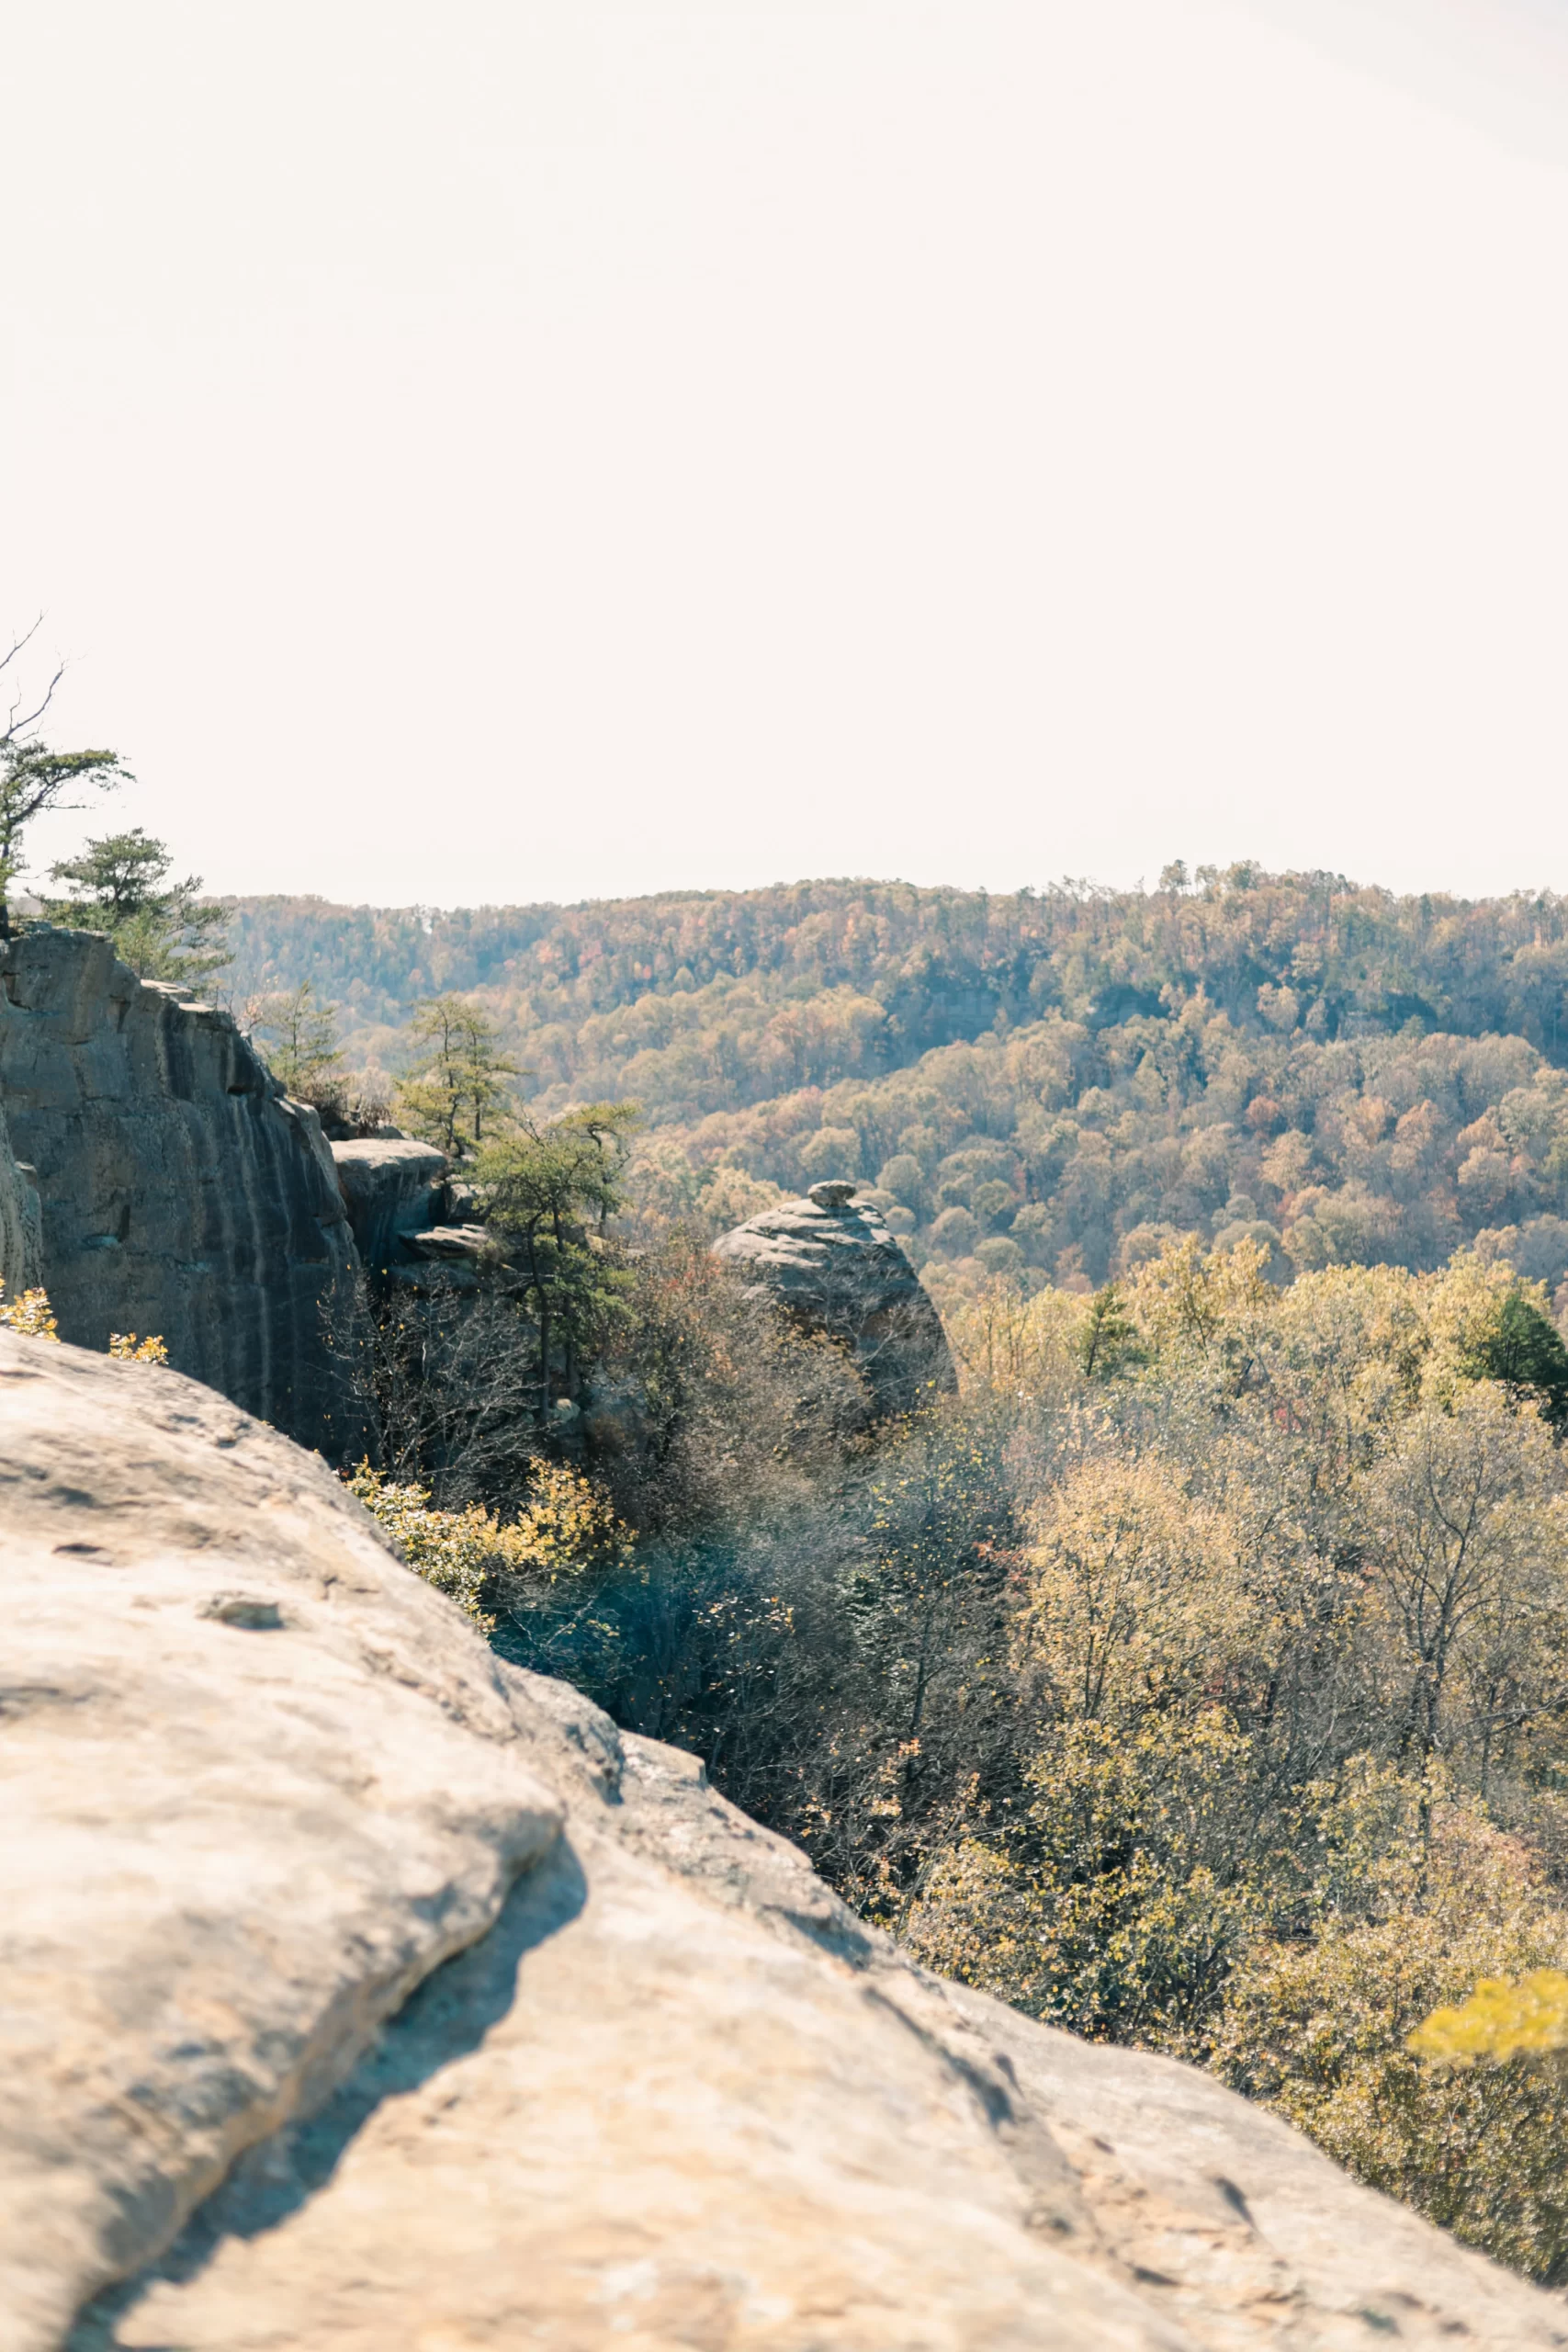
xmin=222 ymin=867 xmax=1568 ymax=1295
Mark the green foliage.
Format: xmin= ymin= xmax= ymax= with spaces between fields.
xmin=1461 ymin=1286 xmax=1568 ymax=1428
xmin=475 ymin=1103 xmax=642 ymax=1416
xmin=46 ymin=827 xmax=229 ymax=984
xmin=393 ymin=994 xmax=519 ymax=1159
xmin=1077 ymin=1283 xmax=1144 ymax=1379
xmin=218 ymin=871 xmax=1568 ymax=1305
xmin=250 ymin=979 xmax=344 ymax=1101
xmin=906 ymin=1713 xmax=1284 ymax=2055
xmin=347 ymin=1458 xmax=626 ymax=1634
xmin=1 ymin=746 xmax=129 ymax=937
xmin=1215 ymin=1804 xmax=1568 ymax=2283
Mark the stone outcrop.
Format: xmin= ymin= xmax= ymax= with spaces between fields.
xmin=714 ymin=1178 xmax=956 ymax=1412
xmin=0 ymin=1095 xmax=40 ymax=1296
xmin=0 ymin=926 xmax=362 ymax=1453
xmin=331 ymin=1136 xmax=500 ymax=1293
xmin=5 ymin=1334 xmax=1561 ymax=2351
xmin=330 ymin=1136 xmax=448 ymax=1275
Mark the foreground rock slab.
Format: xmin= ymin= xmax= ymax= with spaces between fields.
xmin=0 ymin=1336 xmax=560 ymax=2352
xmin=5 ymin=1338 xmax=1563 ymax=2350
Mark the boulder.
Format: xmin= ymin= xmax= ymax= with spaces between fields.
xmin=330 ymin=1136 xmax=449 ymax=1275
xmin=2 ymin=1335 xmax=1558 ymax=2351
xmin=713 ymin=1178 xmax=956 ymax=1412
xmin=0 ymin=927 xmax=363 ymax=1454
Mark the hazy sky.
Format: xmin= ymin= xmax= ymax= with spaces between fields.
xmin=6 ymin=0 xmax=1568 ymax=908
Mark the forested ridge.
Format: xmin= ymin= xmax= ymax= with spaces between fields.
xmin=226 ymin=868 xmax=1568 ymax=1295
xmin=205 ymin=863 xmax=1568 ymax=2275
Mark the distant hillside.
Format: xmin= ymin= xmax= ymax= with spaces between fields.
xmin=222 ymin=870 xmax=1568 ymax=1295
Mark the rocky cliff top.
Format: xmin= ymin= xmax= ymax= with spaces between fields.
xmin=713 ymin=1180 xmax=956 ymax=1412
xmin=3 ymin=1331 xmax=1560 ymax=2350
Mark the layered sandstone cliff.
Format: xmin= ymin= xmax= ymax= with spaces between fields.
xmin=0 ymin=1096 xmax=40 ymax=1298
xmin=0 ymin=926 xmax=363 ymax=1453
xmin=3 ymin=1332 xmax=1559 ymax=2352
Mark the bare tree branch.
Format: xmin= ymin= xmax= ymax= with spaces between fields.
xmin=0 ymin=618 xmax=64 ymax=749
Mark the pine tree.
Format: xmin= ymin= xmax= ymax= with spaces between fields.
xmin=251 ymin=979 xmax=344 ymax=1101
xmin=476 ymin=1103 xmax=641 ymax=1414
xmin=1077 ymin=1283 xmax=1145 ymax=1380
xmin=0 ymin=623 xmax=129 ymax=937
xmin=47 ymin=828 xmax=229 ymax=984
xmin=394 ymin=995 xmax=520 ymax=1160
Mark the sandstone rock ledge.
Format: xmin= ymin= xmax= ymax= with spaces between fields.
xmin=3 ymin=1337 xmax=1562 ymax=2351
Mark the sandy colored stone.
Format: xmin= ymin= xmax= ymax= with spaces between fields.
xmin=331 ymin=1136 xmax=448 ymax=1275
xmin=6 ymin=1333 xmax=1564 ymax=2351
xmin=0 ymin=1334 xmax=561 ymax=2352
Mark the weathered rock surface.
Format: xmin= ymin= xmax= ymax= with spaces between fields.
xmin=330 ymin=1136 xmax=448 ymax=1276
xmin=0 ymin=927 xmax=363 ymax=1453
xmin=0 ymin=1333 xmax=561 ymax=2352
xmin=0 ymin=1097 xmax=40 ymax=1296
xmin=5 ymin=1334 xmax=1562 ymax=2351
xmin=714 ymin=1179 xmax=956 ymax=1411
xmin=330 ymin=1140 xmax=502 ymax=1293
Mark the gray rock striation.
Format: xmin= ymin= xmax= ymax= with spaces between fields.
xmin=0 ymin=926 xmax=363 ymax=1453
xmin=5 ymin=1330 xmax=1556 ymax=2351
xmin=713 ymin=1178 xmax=956 ymax=1412
xmin=0 ymin=1095 xmax=40 ymax=1298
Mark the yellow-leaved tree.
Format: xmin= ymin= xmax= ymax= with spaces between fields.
xmin=347 ymin=1459 xmax=627 ymax=1637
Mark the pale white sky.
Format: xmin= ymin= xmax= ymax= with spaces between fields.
xmin=6 ymin=0 xmax=1568 ymax=907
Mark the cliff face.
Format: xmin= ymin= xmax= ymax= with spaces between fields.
xmin=0 ymin=1096 xmax=41 ymax=1297
xmin=6 ymin=1333 xmax=1561 ymax=2352
xmin=0 ymin=927 xmax=364 ymax=1454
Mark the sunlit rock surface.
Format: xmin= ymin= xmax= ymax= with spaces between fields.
xmin=330 ymin=1136 xmax=448 ymax=1277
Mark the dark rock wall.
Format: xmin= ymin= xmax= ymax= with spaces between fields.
xmin=0 ymin=1100 xmax=40 ymax=1298
xmin=0 ymin=927 xmax=365 ymax=1454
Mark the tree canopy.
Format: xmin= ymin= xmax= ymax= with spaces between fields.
xmin=46 ymin=827 xmax=229 ymax=984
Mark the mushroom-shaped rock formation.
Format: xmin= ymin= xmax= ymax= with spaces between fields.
xmin=712 ymin=1178 xmax=955 ymax=1414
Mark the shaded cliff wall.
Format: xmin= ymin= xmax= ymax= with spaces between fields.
xmin=0 ymin=1097 xmax=41 ymax=1298
xmin=0 ymin=927 xmax=365 ymax=1454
